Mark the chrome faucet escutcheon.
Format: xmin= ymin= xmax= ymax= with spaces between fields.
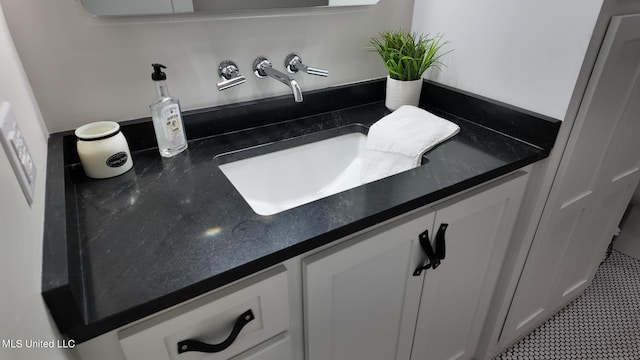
xmin=253 ymin=56 xmax=303 ymax=103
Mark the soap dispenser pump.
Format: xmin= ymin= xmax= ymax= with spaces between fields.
xmin=150 ymin=63 xmax=188 ymax=157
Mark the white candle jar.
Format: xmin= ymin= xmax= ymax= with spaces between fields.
xmin=75 ymin=121 xmax=133 ymax=179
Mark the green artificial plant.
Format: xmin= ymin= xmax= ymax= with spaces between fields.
xmin=369 ymin=30 xmax=450 ymax=81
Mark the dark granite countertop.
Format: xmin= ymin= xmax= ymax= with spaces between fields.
xmin=42 ymin=79 xmax=561 ymax=343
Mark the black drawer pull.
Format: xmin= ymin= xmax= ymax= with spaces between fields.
xmin=177 ymin=309 xmax=255 ymax=354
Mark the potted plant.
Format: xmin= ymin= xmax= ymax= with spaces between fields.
xmin=369 ymin=30 xmax=450 ymax=110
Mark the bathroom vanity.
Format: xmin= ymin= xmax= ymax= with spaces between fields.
xmin=42 ymin=79 xmax=560 ymax=359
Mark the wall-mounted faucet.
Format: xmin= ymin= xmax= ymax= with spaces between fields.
xmin=253 ymin=56 xmax=303 ymax=103
xmin=285 ymin=53 xmax=329 ymax=77
xmin=217 ymin=60 xmax=246 ymax=91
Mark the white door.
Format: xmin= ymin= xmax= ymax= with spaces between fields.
xmin=411 ymin=172 xmax=528 ymax=360
xmin=552 ymin=19 xmax=640 ymax=303
xmin=304 ymin=208 xmax=435 ymax=360
xmin=500 ymin=13 xmax=640 ymax=347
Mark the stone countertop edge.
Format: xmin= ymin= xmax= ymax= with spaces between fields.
xmin=42 ymin=78 xmax=561 ymax=343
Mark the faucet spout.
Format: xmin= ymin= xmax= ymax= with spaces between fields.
xmin=253 ymin=57 xmax=304 ymax=103
xmin=262 ymin=66 xmax=304 ymax=103
xmin=289 ymin=79 xmax=303 ymax=103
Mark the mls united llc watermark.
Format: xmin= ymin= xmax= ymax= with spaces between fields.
xmin=2 ymin=339 xmax=75 ymax=349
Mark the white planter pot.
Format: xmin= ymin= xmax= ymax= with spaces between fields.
xmin=385 ymin=76 xmax=423 ymax=111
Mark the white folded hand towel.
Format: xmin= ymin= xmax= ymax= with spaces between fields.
xmin=361 ymin=105 xmax=460 ymax=183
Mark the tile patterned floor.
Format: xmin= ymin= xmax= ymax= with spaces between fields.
xmin=494 ymin=250 xmax=640 ymax=360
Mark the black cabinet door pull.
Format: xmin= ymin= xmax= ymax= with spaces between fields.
xmin=413 ymin=223 xmax=448 ymax=276
xmin=177 ymin=309 xmax=255 ymax=354
xmin=414 ymin=229 xmax=434 ymax=276
xmin=432 ymin=223 xmax=448 ymax=269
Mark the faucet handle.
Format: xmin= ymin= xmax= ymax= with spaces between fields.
xmin=217 ymin=60 xmax=246 ymax=91
xmin=285 ymin=53 xmax=329 ymax=77
xmin=252 ymin=56 xmax=271 ymax=78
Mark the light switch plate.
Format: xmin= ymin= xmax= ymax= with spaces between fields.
xmin=0 ymin=101 xmax=36 ymax=205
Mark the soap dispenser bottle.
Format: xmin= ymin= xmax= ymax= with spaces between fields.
xmin=150 ymin=63 xmax=188 ymax=157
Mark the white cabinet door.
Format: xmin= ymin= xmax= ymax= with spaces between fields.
xmin=411 ymin=172 xmax=528 ymax=360
xmin=499 ymin=14 xmax=640 ymax=348
xmin=304 ymin=208 xmax=435 ymax=360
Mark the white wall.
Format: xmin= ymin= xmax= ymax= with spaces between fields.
xmin=412 ymin=0 xmax=603 ymax=120
xmin=0 ymin=3 xmax=75 ymax=360
xmin=0 ymin=0 xmax=413 ymax=133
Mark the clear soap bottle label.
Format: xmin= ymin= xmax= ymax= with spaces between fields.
xmin=162 ymin=104 xmax=185 ymax=147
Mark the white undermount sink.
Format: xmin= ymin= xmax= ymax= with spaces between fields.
xmin=217 ymin=126 xmax=368 ymax=216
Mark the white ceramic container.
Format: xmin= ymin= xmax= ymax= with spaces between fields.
xmin=75 ymin=121 xmax=133 ymax=179
xmin=385 ymin=76 xmax=423 ymax=111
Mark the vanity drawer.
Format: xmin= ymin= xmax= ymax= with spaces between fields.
xmin=230 ymin=333 xmax=292 ymax=360
xmin=118 ymin=266 xmax=289 ymax=360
